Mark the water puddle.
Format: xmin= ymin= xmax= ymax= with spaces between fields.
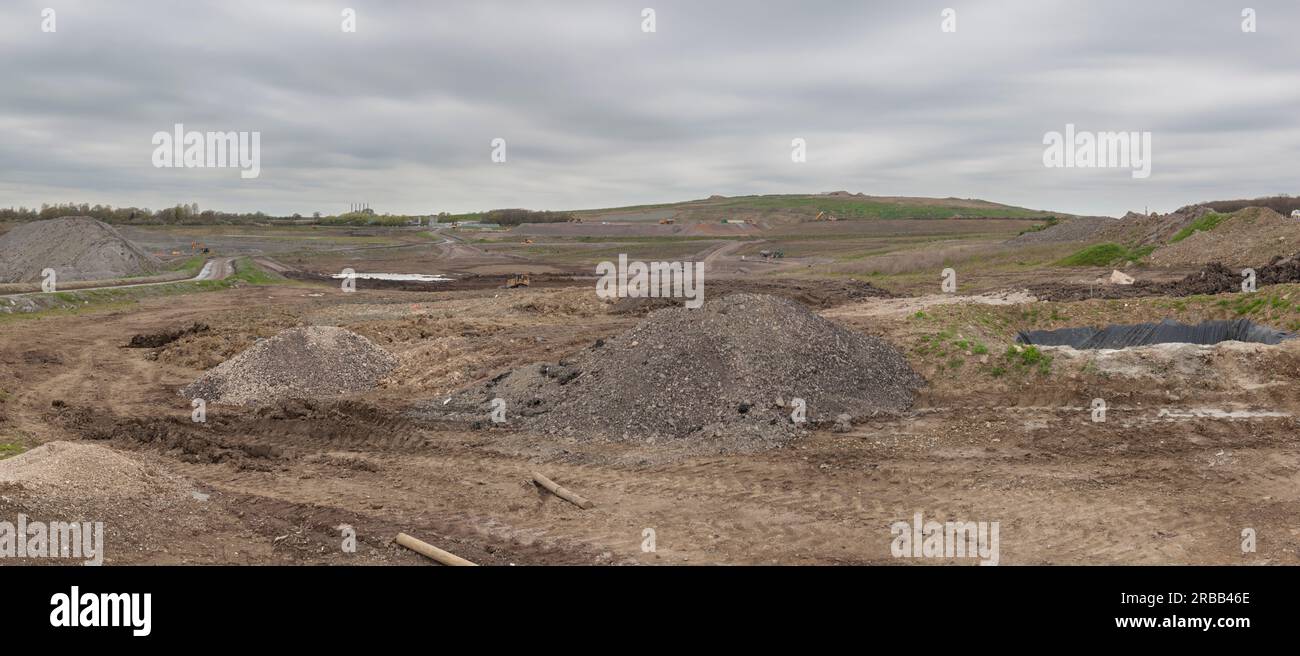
xmin=331 ymin=272 xmax=453 ymax=283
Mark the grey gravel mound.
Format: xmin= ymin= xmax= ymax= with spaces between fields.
xmin=431 ymin=293 xmax=923 ymax=451
xmin=1006 ymin=216 xmax=1113 ymax=245
xmin=181 ymin=326 xmax=398 ymax=406
xmin=0 ymin=217 xmax=162 ymax=282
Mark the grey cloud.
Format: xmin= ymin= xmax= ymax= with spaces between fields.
xmin=1 ymin=0 xmax=1298 ymax=216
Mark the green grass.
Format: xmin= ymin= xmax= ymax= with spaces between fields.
xmin=0 ymin=442 xmax=25 ymax=460
xmin=167 ymin=255 xmax=210 ymax=276
xmin=0 ymin=258 xmax=284 ymax=324
xmin=1057 ymin=243 xmax=1154 ymax=267
xmin=1169 ymin=212 xmax=1228 ymax=243
xmin=1004 ymin=344 xmax=1052 ymax=375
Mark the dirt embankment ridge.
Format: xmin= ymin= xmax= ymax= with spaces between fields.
xmin=1147 ymin=207 xmax=1300 ymax=267
xmin=0 ymin=216 xmax=162 ymax=283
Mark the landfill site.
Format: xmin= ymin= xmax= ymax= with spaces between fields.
xmin=3 ymin=194 xmax=1300 ymax=566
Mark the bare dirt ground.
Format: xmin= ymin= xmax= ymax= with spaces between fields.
xmin=3 ymin=276 xmax=1297 ymax=565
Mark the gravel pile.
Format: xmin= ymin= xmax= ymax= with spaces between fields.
xmin=181 ymin=326 xmax=399 ymax=406
xmin=0 ymin=441 xmax=187 ymax=498
xmin=0 ymin=217 xmax=161 ymax=282
xmin=1006 ymin=216 xmax=1113 ymax=245
xmin=433 ymin=293 xmax=922 ymax=450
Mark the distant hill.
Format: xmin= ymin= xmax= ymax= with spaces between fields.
xmin=571 ymin=193 xmax=1065 ymax=225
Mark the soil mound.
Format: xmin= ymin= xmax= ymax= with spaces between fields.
xmin=1147 ymin=207 xmax=1299 ymax=267
xmin=180 ymin=326 xmax=399 ymax=406
xmin=436 ymin=293 xmax=922 ymax=450
xmin=1028 ymin=252 xmax=1300 ymax=301
xmin=0 ymin=217 xmax=161 ymax=282
xmin=0 ymin=441 xmax=187 ymax=498
xmin=128 ymin=322 xmax=209 ymax=348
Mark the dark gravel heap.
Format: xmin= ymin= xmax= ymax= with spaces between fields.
xmin=433 ymin=293 xmax=922 ymax=451
xmin=1006 ymin=216 xmax=1112 ymax=245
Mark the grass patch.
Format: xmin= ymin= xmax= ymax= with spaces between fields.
xmin=167 ymin=254 xmax=208 ymax=276
xmin=1057 ymin=243 xmax=1154 ymax=267
xmin=1169 ymin=212 xmax=1228 ymax=243
xmin=1004 ymin=344 xmax=1052 ymax=375
xmin=0 ymin=442 xmax=25 ymax=460
xmin=0 ymin=258 xmax=284 ymax=324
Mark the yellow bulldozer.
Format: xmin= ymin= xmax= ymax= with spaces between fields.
xmin=506 ymin=273 xmax=531 ymax=288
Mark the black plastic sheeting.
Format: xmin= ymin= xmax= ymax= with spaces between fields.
xmin=1016 ymin=318 xmax=1294 ymax=350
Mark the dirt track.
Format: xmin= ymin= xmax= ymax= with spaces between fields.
xmin=2 ymin=281 xmax=1297 ymax=565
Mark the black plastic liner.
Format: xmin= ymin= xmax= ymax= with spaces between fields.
xmin=1016 ymin=318 xmax=1294 ymax=349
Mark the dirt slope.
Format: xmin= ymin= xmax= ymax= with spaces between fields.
xmin=1148 ymin=207 xmax=1300 ymax=267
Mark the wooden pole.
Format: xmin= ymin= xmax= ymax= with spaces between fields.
xmin=531 ymin=472 xmax=595 ymax=509
xmin=395 ymin=532 xmax=477 ymax=566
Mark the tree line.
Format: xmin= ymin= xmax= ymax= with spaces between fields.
xmin=0 ymin=203 xmax=578 ymax=226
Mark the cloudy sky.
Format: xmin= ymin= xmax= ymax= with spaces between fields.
xmin=1 ymin=0 xmax=1298 ymax=217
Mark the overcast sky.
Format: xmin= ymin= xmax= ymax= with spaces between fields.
xmin=1 ymin=0 xmax=1298 ymax=217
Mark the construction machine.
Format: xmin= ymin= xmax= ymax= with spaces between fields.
xmin=506 ymin=273 xmax=531 ymax=288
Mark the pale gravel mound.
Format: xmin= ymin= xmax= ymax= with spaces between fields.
xmin=0 ymin=217 xmax=162 ymax=282
xmin=181 ymin=326 xmax=399 ymax=406
xmin=0 ymin=441 xmax=187 ymax=498
xmin=1147 ymin=207 xmax=1300 ymax=268
xmin=432 ymin=293 xmax=923 ymax=451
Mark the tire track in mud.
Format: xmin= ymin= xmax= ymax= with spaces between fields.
xmin=43 ymin=388 xmax=1300 ymax=565
xmin=13 ymin=289 xmax=1300 ymax=564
